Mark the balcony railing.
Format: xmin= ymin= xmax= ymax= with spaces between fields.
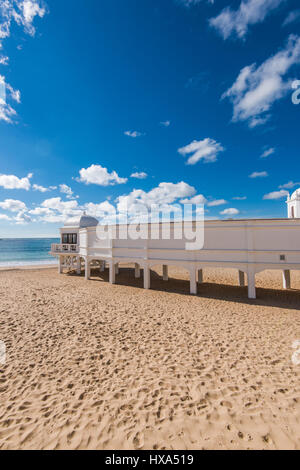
xmin=51 ymin=244 xmax=79 ymax=253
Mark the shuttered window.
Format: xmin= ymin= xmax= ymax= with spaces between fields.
xmin=62 ymin=233 xmax=77 ymax=244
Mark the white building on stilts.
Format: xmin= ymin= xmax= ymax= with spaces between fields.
xmin=50 ymin=193 xmax=300 ymax=300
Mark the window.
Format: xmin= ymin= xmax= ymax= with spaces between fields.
xmin=291 ymin=206 xmax=295 ymax=218
xmin=280 ymin=254 xmax=286 ymax=261
xmin=62 ymin=233 xmax=77 ymax=244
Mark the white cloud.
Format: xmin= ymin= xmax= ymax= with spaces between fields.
xmin=0 ymin=55 xmax=8 ymax=65
xmin=180 ymin=194 xmax=207 ymax=205
xmin=5 ymin=180 xmax=230 ymax=226
xmin=28 ymin=206 xmax=53 ymax=216
xmin=124 ymin=130 xmax=144 ymax=138
xmin=263 ymin=189 xmax=289 ymax=200
xmin=28 ymin=205 xmax=67 ymax=224
xmin=223 ymin=35 xmax=300 ymax=127
xmin=279 ymin=181 xmax=300 ymax=189
xmin=0 ymin=213 xmax=11 ymax=220
xmin=178 ymin=138 xmax=225 ymax=165
xmin=248 ymin=116 xmax=270 ymax=128
xmin=6 ymin=82 xmax=21 ymax=103
xmin=233 ymin=196 xmax=247 ymax=200
xmin=40 ymin=213 xmax=66 ymax=223
xmin=0 ymin=1 xmax=47 ymax=123
xmin=59 ymin=184 xmax=72 ymax=195
xmin=177 ymin=0 xmax=200 ymax=5
xmin=220 ymin=208 xmax=240 ymax=216
xmin=0 ymin=198 xmax=27 ymax=212
xmin=260 ymin=147 xmax=275 ymax=158
xmin=83 ymin=201 xmax=115 ymax=218
xmin=33 ymin=197 xmax=81 ymax=223
xmin=117 ymin=181 xmax=196 ymax=214
xmin=249 ymin=171 xmax=268 ymax=178
xmin=160 ymin=120 xmax=170 ymax=127
xmin=283 ymin=10 xmax=300 ymax=27
xmin=177 ymin=0 xmax=213 ymax=6
xmin=0 ymin=194 xmax=118 ymax=226
xmin=0 ymin=75 xmax=21 ymax=122
xmin=33 ymin=183 xmax=49 ymax=192
xmin=77 ymin=164 xmax=128 ymax=187
xmin=21 ymin=0 xmax=45 ymax=24
xmin=27 ymin=197 xmax=116 ymax=225
xmin=59 ymin=183 xmax=77 ymax=199
xmin=41 ymin=197 xmax=78 ymax=213
xmin=0 ymin=100 xmax=16 ymax=122
xmin=0 ymin=172 xmax=32 ymax=190
xmin=14 ymin=210 xmax=32 ymax=224
xmin=210 ymin=0 xmax=284 ymax=40
xmin=10 ymin=1 xmax=46 ymax=36
xmin=131 ymin=172 xmax=148 ymax=180
xmin=207 ymin=199 xmax=227 ymax=207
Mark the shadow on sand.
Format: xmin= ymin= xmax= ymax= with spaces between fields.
xmin=66 ymin=267 xmax=300 ymax=310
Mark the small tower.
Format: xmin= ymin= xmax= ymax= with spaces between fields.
xmin=287 ymin=188 xmax=300 ymax=218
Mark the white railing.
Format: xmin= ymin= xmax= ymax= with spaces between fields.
xmin=51 ymin=244 xmax=79 ymax=253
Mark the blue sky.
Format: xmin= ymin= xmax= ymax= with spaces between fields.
xmin=0 ymin=0 xmax=300 ymax=237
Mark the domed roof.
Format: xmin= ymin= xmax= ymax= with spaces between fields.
xmin=63 ymin=212 xmax=98 ymax=228
xmin=290 ymin=188 xmax=300 ymax=200
xmin=79 ymin=212 xmax=99 ymax=228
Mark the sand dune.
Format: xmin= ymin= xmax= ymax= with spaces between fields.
xmin=0 ymin=266 xmax=299 ymax=450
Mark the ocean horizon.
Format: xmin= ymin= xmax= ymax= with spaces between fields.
xmin=0 ymin=238 xmax=60 ymax=267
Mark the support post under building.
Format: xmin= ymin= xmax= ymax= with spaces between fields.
xmin=58 ymin=256 xmax=63 ymax=274
xmin=144 ymin=266 xmax=150 ymax=290
xmin=135 ymin=263 xmax=141 ymax=278
xmin=76 ymin=257 xmax=81 ymax=275
xmin=247 ymin=269 xmax=256 ymax=299
xmin=85 ymin=259 xmax=90 ymax=281
xmin=190 ymin=268 xmax=197 ymax=295
xmin=239 ymin=270 xmax=245 ymax=287
xmin=109 ymin=261 xmax=116 ymax=284
xmin=282 ymin=270 xmax=291 ymax=289
xmin=163 ymin=265 xmax=168 ymax=281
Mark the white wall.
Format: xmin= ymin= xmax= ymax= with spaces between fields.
xmin=79 ymin=219 xmax=300 ymax=273
xmin=287 ymin=198 xmax=300 ymax=218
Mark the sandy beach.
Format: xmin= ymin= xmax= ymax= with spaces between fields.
xmin=0 ymin=266 xmax=299 ymax=450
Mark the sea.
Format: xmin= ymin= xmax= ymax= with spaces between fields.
xmin=0 ymin=238 xmax=60 ymax=268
